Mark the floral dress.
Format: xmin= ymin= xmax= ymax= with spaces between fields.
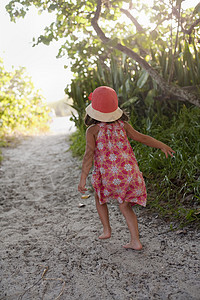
xmin=91 ymin=121 xmax=147 ymax=207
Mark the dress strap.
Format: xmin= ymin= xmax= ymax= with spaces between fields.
xmin=97 ymin=122 xmax=106 ymax=128
xmin=118 ymin=120 xmax=124 ymax=127
xmin=96 ymin=120 xmax=124 ymax=128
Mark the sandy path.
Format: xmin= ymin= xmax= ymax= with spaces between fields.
xmin=0 ymin=121 xmax=199 ymax=300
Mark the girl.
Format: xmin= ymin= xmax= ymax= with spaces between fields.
xmin=78 ymin=86 xmax=175 ymax=250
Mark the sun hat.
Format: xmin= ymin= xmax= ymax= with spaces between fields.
xmin=86 ymin=86 xmax=123 ymax=122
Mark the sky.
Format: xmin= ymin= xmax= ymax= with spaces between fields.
xmin=0 ymin=0 xmax=73 ymax=103
xmin=0 ymin=0 xmax=199 ymax=103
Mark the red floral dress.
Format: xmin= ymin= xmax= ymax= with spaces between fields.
xmin=91 ymin=121 xmax=147 ymax=206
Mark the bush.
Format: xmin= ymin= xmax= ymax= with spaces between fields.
xmin=129 ymin=106 xmax=200 ymax=227
xmin=0 ymin=59 xmax=51 ymax=136
xmin=69 ymin=127 xmax=86 ymax=158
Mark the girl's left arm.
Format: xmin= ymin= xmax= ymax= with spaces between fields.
xmin=125 ymin=122 xmax=175 ymax=158
xmin=78 ymin=126 xmax=96 ymax=193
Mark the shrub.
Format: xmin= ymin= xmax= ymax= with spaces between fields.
xmin=0 ymin=59 xmax=50 ymax=136
xmin=129 ymin=106 xmax=200 ymax=227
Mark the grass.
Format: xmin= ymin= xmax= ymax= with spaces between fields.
xmin=0 ymin=148 xmax=3 ymax=163
xmin=69 ymin=127 xmax=86 ymax=158
xmin=0 ymin=134 xmax=8 ymax=163
xmin=0 ymin=133 xmax=22 ymax=163
xmin=69 ymin=106 xmax=200 ymax=228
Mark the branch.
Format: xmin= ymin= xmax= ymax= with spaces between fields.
xmin=92 ymin=1 xmax=147 ymax=57
xmin=91 ymin=0 xmax=109 ymax=43
xmin=181 ymin=18 xmax=200 ymax=35
xmin=118 ymin=7 xmax=148 ymax=56
xmin=119 ymin=8 xmax=144 ymax=32
xmin=150 ymin=14 xmax=172 ymax=33
xmin=91 ymin=0 xmax=200 ymax=107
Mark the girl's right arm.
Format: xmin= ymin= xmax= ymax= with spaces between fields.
xmin=78 ymin=125 xmax=97 ymax=193
xmin=124 ymin=122 xmax=175 ymax=158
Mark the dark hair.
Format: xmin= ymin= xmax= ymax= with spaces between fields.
xmin=84 ymin=111 xmax=129 ymax=126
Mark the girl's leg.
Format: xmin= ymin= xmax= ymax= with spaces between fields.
xmin=119 ymin=202 xmax=142 ymax=250
xmin=95 ymin=193 xmax=111 ymax=239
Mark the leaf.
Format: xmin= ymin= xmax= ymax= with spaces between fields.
xmin=121 ymin=97 xmax=138 ymax=108
xmin=122 ymin=53 xmax=127 ymax=67
xmin=144 ymin=89 xmax=156 ymax=106
xmin=48 ymin=4 xmax=57 ymax=11
xmin=81 ymin=194 xmax=90 ymax=199
xmin=194 ymin=2 xmax=200 ymax=14
xmin=150 ymin=30 xmax=158 ymax=40
xmin=137 ymin=70 xmax=149 ymax=88
xmin=125 ymin=78 xmax=130 ymax=93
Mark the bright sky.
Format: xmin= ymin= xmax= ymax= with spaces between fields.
xmin=0 ymin=0 xmax=73 ymax=103
xmin=0 ymin=0 xmax=199 ymax=103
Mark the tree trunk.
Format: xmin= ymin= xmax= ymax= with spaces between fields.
xmin=91 ymin=0 xmax=200 ymax=107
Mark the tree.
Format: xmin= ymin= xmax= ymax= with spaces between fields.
xmin=0 ymin=59 xmax=50 ymax=133
xmin=6 ymin=0 xmax=200 ymax=106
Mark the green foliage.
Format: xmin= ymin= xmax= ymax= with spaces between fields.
xmin=66 ymin=50 xmax=199 ymax=131
xmin=0 ymin=143 xmax=3 ymax=162
xmin=65 ymin=53 xmax=143 ymax=130
xmin=69 ymin=127 xmax=86 ymax=158
xmin=6 ymin=0 xmax=200 ymax=91
xmin=151 ymin=41 xmax=200 ymax=87
xmin=129 ymin=106 xmax=200 ymax=227
xmin=0 ymin=59 xmax=51 ymax=135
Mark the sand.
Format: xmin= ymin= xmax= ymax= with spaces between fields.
xmin=0 ymin=117 xmax=199 ymax=300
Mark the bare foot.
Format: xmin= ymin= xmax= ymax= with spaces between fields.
xmin=98 ymin=229 xmax=111 ymax=239
xmin=123 ymin=241 xmax=143 ymax=250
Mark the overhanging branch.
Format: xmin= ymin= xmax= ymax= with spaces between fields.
xmin=91 ymin=0 xmax=200 ymax=107
xmin=118 ymin=7 xmax=147 ymax=56
xmin=119 ymin=8 xmax=144 ymax=32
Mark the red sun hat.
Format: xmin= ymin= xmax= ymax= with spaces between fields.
xmin=86 ymin=86 xmax=123 ymax=122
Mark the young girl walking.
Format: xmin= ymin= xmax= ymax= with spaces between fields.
xmin=78 ymin=86 xmax=175 ymax=250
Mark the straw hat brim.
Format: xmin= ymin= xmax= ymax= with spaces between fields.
xmin=86 ymin=103 xmax=123 ymax=122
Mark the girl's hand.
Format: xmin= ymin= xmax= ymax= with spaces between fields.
xmin=78 ymin=178 xmax=87 ymax=193
xmin=161 ymin=145 xmax=175 ymax=158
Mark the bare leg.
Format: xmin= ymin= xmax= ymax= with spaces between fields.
xmin=119 ymin=202 xmax=142 ymax=250
xmin=95 ymin=193 xmax=111 ymax=239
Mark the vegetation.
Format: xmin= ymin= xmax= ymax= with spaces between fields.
xmin=6 ymin=0 xmax=200 ymax=106
xmin=0 ymin=59 xmax=51 ymax=162
xmin=130 ymin=106 xmax=200 ymax=227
